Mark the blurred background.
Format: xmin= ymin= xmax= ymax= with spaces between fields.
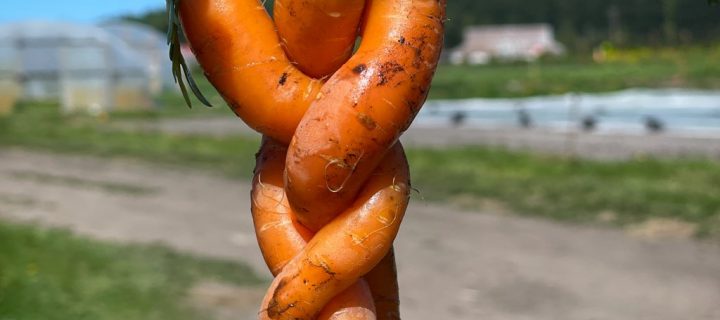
xmin=0 ymin=1 xmax=719 ymax=319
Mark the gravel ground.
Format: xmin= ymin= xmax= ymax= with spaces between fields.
xmin=1 ymin=149 xmax=718 ymax=319
xmin=116 ymin=117 xmax=720 ymax=160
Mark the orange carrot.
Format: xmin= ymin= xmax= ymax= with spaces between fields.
xmin=273 ymin=0 xmax=366 ymax=79
xmin=178 ymin=0 xmax=322 ymax=144
xmin=284 ymin=0 xmax=446 ymax=231
xmin=251 ymin=137 xmax=313 ymax=274
xmin=315 ymin=281 xmax=376 ymax=320
xmin=178 ymin=0 xmax=445 ymax=162
xmin=251 ymin=137 xmax=377 ymax=320
xmin=259 ymin=142 xmax=410 ymax=319
xmin=175 ymin=1 xmax=445 ymax=318
xmin=364 ymin=248 xmax=400 ymax=320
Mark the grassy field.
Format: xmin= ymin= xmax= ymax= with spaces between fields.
xmin=0 ymin=221 xmax=263 ymax=320
xmin=1 ymin=103 xmax=719 ymax=238
xmin=430 ymin=47 xmax=720 ymax=99
xmin=2 ymin=47 xmax=718 ymax=319
xmin=0 ymin=102 xmax=260 ymax=175
xmin=114 ymin=46 xmax=720 ymax=119
xmin=408 ymin=147 xmax=720 ymax=237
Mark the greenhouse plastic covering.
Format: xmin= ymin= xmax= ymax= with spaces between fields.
xmin=100 ymin=21 xmax=176 ymax=94
xmin=0 ymin=21 xmax=154 ymax=112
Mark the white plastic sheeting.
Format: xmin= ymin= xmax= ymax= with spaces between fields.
xmin=100 ymin=21 xmax=175 ymax=94
xmin=0 ymin=21 xmax=153 ymax=113
xmin=419 ymin=89 xmax=720 ymax=137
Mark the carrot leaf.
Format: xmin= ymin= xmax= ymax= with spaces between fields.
xmin=166 ymin=0 xmax=212 ymax=108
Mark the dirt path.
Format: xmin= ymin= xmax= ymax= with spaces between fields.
xmin=1 ymin=149 xmax=718 ymax=320
xmin=116 ymin=117 xmax=720 ymax=160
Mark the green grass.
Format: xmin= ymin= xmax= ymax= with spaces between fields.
xmin=2 ymin=103 xmax=719 ymax=238
xmin=430 ymin=62 xmax=674 ymax=99
xmin=429 ymin=47 xmax=720 ymax=99
xmin=0 ymin=221 xmax=263 ymax=320
xmin=150 ymin=78 xmax=232 ymax=118
xmin=0 ymin=102 xmax=260 ymax=178
xmin=429 ymin=61 xmax=720 ymax=99
xmin=407 ymin=147 xmax=720 ymax=237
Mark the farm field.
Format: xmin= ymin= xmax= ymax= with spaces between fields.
xmin=2 ymin=47 xmax=720 ymax=319
xmin=1 ymin=103 xmax=719 ymax=238
xmin=1 ymin=148 xmax=718 ymax=320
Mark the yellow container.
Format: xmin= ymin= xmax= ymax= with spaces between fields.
xmin=0 ymin=79 xmax=21 ymax=116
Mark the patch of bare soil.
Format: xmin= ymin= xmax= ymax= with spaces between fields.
xmin=188 ymin=281 xmax=266 ymax=320
xmin=1 ymin=149 xmax=718 ymax=320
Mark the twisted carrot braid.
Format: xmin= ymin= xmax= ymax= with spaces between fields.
xmin=176 ymin=0 xmax=445 ymax=318
xmin=252 ymin=137 xmax=407 ymax=319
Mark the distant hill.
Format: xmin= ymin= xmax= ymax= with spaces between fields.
xmin=123 ymin=0 xmax=720 ymax=51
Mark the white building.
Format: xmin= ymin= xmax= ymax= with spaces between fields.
xmin=450 ymin=24 xmax=565 ymax=65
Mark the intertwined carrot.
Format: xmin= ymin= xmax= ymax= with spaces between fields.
xmin=253 ymin=137 xmax=409 ymax=319
xmin=173 ymin=0 xmax=446 ymax=318
xmin=273 ymin=0 xmax=366 ymax=79
xmin=178 ymin=0 xmax=321 ymax=143
xmin=252 ymin=137 xmax=378 ymax=319
xmin=284 ymin=0 xmax=446 ymax=231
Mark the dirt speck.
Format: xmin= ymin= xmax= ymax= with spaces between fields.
xmin=357 ymin=113 xmax=377 ymax=131
xmin=377 ymin=61 xmax=405 ymax=86
xmin=352 ymin=64 xmax=367 ymax=74
xmin=278 ymin=72 xmax=289 ymax=86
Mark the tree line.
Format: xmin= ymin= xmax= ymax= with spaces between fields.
xmin=444 ymin=0 xmax=719 ymax=50
xmin=124 ymin=0 xmax=719 ymax=52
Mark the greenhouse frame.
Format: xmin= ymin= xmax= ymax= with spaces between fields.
xmin=0 ymin=21 xmax=158 ymax=113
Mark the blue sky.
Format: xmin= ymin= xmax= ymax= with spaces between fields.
xmin=0 ymin=0 xmax=164 ymax=24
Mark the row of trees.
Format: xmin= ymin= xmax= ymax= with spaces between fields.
xmin=125 ymin=0 xmax=719 ymax=52
xmin=444 ymin=0 xmax=720 ymax=50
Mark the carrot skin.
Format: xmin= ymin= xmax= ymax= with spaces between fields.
xmin=178 ymin=1 xmax=442 ymax=317
xmin=364 ymin=248 xmax=400 ymax=320
xmin=252 ymin=137 xmax=313 ymax=275
xmin=284 ymin=0 xmax=446 ymax=231
xmin=252 ymin=137 xmax=377 ymax=320
xmin=274 ymin=0 xmax=366 ymax=79
xmin=178 ymin=0 xmax=322 ymax=144
xmin=260 ymin=143 xmax=410 ymax=319
xmin=316 ymin=280 xmax=377 ymax=320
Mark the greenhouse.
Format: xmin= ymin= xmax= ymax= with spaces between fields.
xmin=0 ymin=21 xmax=155 ymax=113
xmin=100 ymin=21 xmax=176 ymax=95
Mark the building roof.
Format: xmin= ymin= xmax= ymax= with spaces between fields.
xmin=457 ymin=23 xmax=563 ymax=58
